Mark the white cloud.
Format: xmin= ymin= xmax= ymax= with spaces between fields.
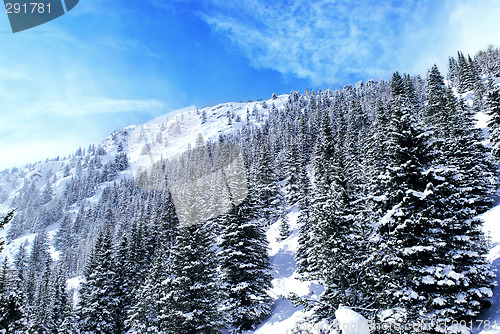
xmin=447 ymin=0 xmax=500 ymax=55
xmin=38 ymin=98 xmax=166 ymax=116
xmin=200 ymin=0 xmax=500 ymax=85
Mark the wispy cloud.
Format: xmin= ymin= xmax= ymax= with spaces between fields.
xmin=446 ymin=0 xmax=500 ymax=54
xmin=38 ymin=99 xmax=166 ymax=116
xmin=199 ymin=0 xmax=500 ymax=85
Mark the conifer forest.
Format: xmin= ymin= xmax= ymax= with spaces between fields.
xmin=1 ymin=47 xmax=500 ymax=333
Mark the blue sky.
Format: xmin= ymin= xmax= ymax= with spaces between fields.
xmin=0 ymin=0 xmax=499 ymax=169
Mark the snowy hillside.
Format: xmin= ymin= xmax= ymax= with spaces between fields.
xmin=0 ymin=96 xmax=286 ymax=206
xmin=1 ymin=48 xmax=500 ymax=333
xmin=0 ymin=94 xmax=289 ymax=295
xmin=0 ymin=94 xmax=287 ymax=245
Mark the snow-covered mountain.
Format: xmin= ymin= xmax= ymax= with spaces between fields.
xmin=0 ymin=92 xmax=366 ymax=331
xmin=2 ymin=48 xmax=500 ymax=334
xmin=0 ymin=96 xmax=285 ymax=209
xmin=0 ymin=94 xmax=287 ymax=254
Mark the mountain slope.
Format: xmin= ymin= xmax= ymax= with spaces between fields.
xmin=1 ymin=48 xmax=500 ymax=333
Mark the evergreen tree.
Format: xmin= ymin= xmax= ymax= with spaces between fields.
xmin=252 ymin=142 xmax=279 ymax=220
xmin=114 ymin=153 xmax=129 ymax=171
xmin=295 ymin=163 xmax=312 ymax=275
xmin=39 ymin=180 xmax=55 ymax=205
xmin=424 ymin=65 xmax=448 ymax=138
xmin=277 ymin=209 xmax=291 ymax=241
xmin=297 ymin=109 xmax=336 ymax=279
xmin=126 ymin=249 xmax=169 ymax=333
xmin=55 ymin=216 xmax=75 ymax=258
xmin=308 ymin=145 xmax=364 ymax=319
xmin=13 ymin=243 xmax=28 ymax=290
xmin=367 ymin=70 xmax=496 ymax=332
xmin=48 ymin=263 xmax=75 ymax=334
xmin=26 ymin=230 xmax=51 ymax=306
xmin=367 ymin=85 xmax=436 ymax=326
xmin=297 ymin=106 xmax=369 ymax=321
xmin=77 ymin=229 xmax=121 ymax=333
xmin=283 ymin=141 xmax=300 ymax=205
xmin=30 ymin=260 xmax=52 ymax=333
xmin=487 ymin=89 xmax=500 ymax=158
xmin=219 ymin=199 xmax=273 ymax=331
xmin=447 ymin=56 xmax=458 ymax=87
xmin=445 ymin=96 xmax=496 ymax=215
xmin=0 ymin=259 xmax=26 ymax=333
xmin=151 ymin=188 xmax=179 ymax=254
xmin=0 ymin=210 xmax=15 ymax=251
xmin=111 ymin=237 xmax=133 ymax=333
xmin=201 ymin=109 xmax=208 ymax=124
xmin=364 ymin=99 xmax=391 ymax=220
xmin=158 ymin=221 xmax=224 ymax=334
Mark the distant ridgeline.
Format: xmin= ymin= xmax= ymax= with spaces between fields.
xmin=0 ymin=47 xmax=499 ymax=333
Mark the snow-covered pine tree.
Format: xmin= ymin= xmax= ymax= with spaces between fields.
xmin=296 ymin=106 xmax=368 ymax=321
xmin=77 ymin=229 xmax=121 ymax=333
xmin=113 ymin=236 xmax=135 ymax=333
xmin=126 ymin=248 xmax=169 ymax=333
xmin=457 ymin=51 xmax=479 ymax=94
xmin=419 ymin=88 xmax=496 ymax=325
xmin=29 ymin=260 xmax=52 ymax=332
xmin=298 ymin=109 xmax=336 ymax=280
xmin=126 ymin=221 xmax=151 ymax=289
xmin=25 ymin=230 xmax=51 ymax=306
xmin=55 ymin=216 xmax=74 ymax=252
xmin=46 ymin=262 xmax=72 ymax=333
xmin=295 ymin=161 xmax=312 ymax=276
xmin=367 ymin=68 xmax=496 ymax=332
xmin=114 ymin=152 xmax=129 ymax=171
xmin=367 ymin=76 xmax=436 ymax=328
xmin=278 ymin=208 xmax=291 ymax=241
xmin=13 ymin=243 xmax=28 ymax=290
xmin=423 ymin=179 xmax=495 ymax=325
xmin=314 ymin=131 xmax=365 ymax=318
xmin=219 ymin=198 xmax=273 ymax=332
xmin=447 ymin=56 xmax=459 ymax=87
xmin=158 ymin=220 xmax=224 ymax=334
xmin=424 ymin=65 xmax=448 ymax=141
xmin=487 ymin=88 xmax=500 ymax=158
xmin=444 ymin=93 xmax=496 ymax=215
xmin=0 ymin=259 xmax=26 ymax=333
xmin=153 ymin=185 xmax=179 ymax=250
xmin=283 ymin=140 xmax=300 ymax=205
xmin=0 ymin=210 xmax=15 ymax=251
xmin=364 ymin=99 xmax=392 ymax=220
xmin=251 ymin=140 xmax=280 ymax=221
xmin=297 ymin=106 xmax=344 ymax=281
xmin=201 ymin=108 xmax=208 ymax=124
xmin=297 ymin=111 xmax=312 ymax=162
xmin=39 ymin=180 xmax=54 ymax=205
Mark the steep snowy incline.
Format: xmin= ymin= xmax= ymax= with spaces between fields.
xmin=250 ymin=194 xmax=500 ymax=334
xmin=251 ymin=205 xmax=325 ymax=334
xmin=255 ymin=205 xmax=311 ymax=333
xmin=251 ymin=102 xmax=500 ymax=334
xmin=0 ymin=95 xmax=288 ymax=262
